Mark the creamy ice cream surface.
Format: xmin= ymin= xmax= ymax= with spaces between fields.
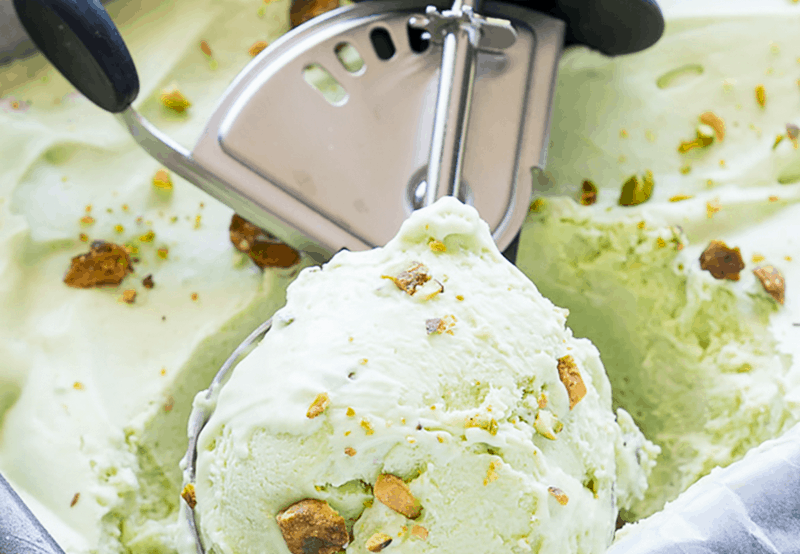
xmin=0 ymin=0 xmax=301 ymax=552
xmin=518 ymin=0 xmax=800 ymax=519
xmin=192 ymin=197 xmax=656 ymax=554
xmin=2 ymin=0 xmax=800 ymax=551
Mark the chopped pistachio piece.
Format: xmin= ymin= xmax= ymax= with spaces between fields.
xmin=410 ymin=525 xmax=428 ymax=540
xmin=366 ymin=533 xmax=392 ymax=552
xmin=756 ymin=84 xmax=766 ymax=107
xmin=152 ymin=169 xmax=173 ymax=190
xmin=306 ymin=393 xmax=330 ymax=419
xmin=276 ymin=499 xmax=348 ymax=554
xmin=426 ymin=314 xmax=456 ymax=335
xmin=753 ymin=265 xmax=785 ymax=304
xmin=556 ymin=355 xmax=587 ymax=410
xmin=465 ymin=414 xmax=498 ymax=436
xmin=534 ymin=410 xmax=562 ymax=440
xmin=64 ymin=241 xmax=133 ymax=289
xmin=181 ymin=483 xmax=197 ymax=509
xmin=548 ymin=486 xmax=569 ymax=506
xmin=428 ymin=239 xmax=447 ymax=253
xmin=374 ymin=474 xmax=422 ymax=519
xmin=579 ymin=180 xmax=598 ymax=206
xmin=699 ymin=111 xmax=725 ymax=141
xmin=699 ymin=240 xmax=745 ymax=281
xmin=160 ymin=87 xmax=191 ymax=112
xmin=249 ymin=41 xmax=269 ymax=57
xmin=290 ymin=0 xmax=341 ymax=28
xmin=619 ymin=171 xmax=655 ymax=206
xmin=382 ymin=262 xmax=432 ymax=296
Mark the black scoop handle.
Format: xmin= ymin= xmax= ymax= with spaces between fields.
xmin=12 ymin=0 xmax=138 ymax=113
xmin=0 ymin=472 xmax=66 ymax=554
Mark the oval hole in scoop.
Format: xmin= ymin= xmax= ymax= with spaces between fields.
xmin=656 ymin=64 xmax=704 ymax=89
xmin=334 ymin=42 xmax=366 ymax=75
xmin=302 ymin=64 xmax=348 ymax=106
xmin=370 ymin=28 xmax=396 ymax=60
xmin=407 ymin=23 xmax=430 ymax=53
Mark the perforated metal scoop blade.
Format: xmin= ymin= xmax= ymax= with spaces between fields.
xmin=120 ymin=0 xmax=566 ymax=261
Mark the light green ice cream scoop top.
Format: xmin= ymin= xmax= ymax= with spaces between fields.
xmin=192 ymin=197 xmax=658 ymax=554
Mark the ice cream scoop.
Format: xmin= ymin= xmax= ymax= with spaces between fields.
xmin=181 ymin=197 xmax=659 ymax=554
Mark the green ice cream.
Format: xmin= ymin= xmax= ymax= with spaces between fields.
xmin=0 ymin=0 xmax=300 ymax=552
xmin=518 ymin=0 xmax=800 ymax=518
xmin=191 ymin=198 xmax=657 ymax=554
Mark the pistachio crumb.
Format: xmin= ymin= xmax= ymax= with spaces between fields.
xmin=426 ymin=315 xmax=457 ymax=335
xmin=366 ymin=533 xmax=392 ymax=552
xmin=411 ymin=525 xmax=428 ymax=540
xmin=290 ymin=0 xmax=341 ymax=28
xmin=669 ymin=194 xmax=693 ymax=202
xmin=753 ymin=265 xmax=785 ymax=304
xmin=465 ymin=414 xmax=498 ymax=436
xmin=699 ymin=240 xmax=745 ymax=280
xmin=79 ymin=233 xmax=89 ymax=242
xmin=699 ymin=112 xmax=725 ymax=141
xmin=152 ymin=169 xmax=173 ymax=190
xmin=529 ymin=198 xmax=546 ymax=212
xmin=70 ymin=492 xmax=80 ymax=507
xmin=346 ymin=407 xmax=356 ymax=417
xmin=579 ymin=180 xmax=598 ymax=206
xmin=345 ymin=447 xmax=356 ymax=457
xmin=73 ymin=381 xmax=84 ymax=390
xmin=64 ymin=241 xmax=133 ymax=289
xmin=538 ymin=393 xmax=547 ymax=409
xmin=428 ymin=239 xmax=447 ymax=253
xmin=618 ymin=171 xmax=654 ymax=206
xmin=307 ymin=393 xmax=330 ymax=419
xmin=534 ymin=410 xmax=562 ymax=440
xmin=756 ymin=84 xmax=766 ymax=107
xmin=360 ymin=419 xmax=375 ymax=435
xmin=229 ymin=214 xmax=300 ymax=268
xmin=160 ymin=87 xmax=191 ymax=113
xmin=374 ymin=474 xmax=422 ymax=519
xmin=122 ymin=289 xmax=137 ymax=304
xmin=548 ymin=486 xmax=569 ymax=506
xmin=276 ymin=499 xmax=348 ymax=554
xmin=181 ymin=483 xmax=197 ymax=509
xmin=382 ymin=262 xmax=432 ymax=296
xmin=556 ymin=355 xmax=587 ymax=409
xmin=249 ymin=40 xmax=269 ymax=56
xmin=484 ymin=460 xmax=501 ymax=486
xmin=706 ymin=199 xmax=722 ymax=218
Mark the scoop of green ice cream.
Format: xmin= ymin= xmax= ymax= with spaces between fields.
xmin=191 ymin=198 xmax=658 ymax=554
